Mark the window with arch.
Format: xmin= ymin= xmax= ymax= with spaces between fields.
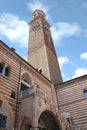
xmin=4 ymin=66 xmax=10 ymax=76
xmin=0 ymin=62 xmax=10 ymax=77
xmin=0 ymin=62 xmax=4 ymax=73
xmin=20 ymin=72 xmax=33 ymax=91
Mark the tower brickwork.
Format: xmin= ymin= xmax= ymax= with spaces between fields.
xmin=28 ymin=10 xmax=62 ymax=85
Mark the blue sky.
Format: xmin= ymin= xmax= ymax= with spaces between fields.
xmin=0 ymin=0 xmax=87 ymax=81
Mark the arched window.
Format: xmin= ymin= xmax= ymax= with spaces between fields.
xmin=20 ymin=72 xmax=33 ymax=91
xmin=0 ymin=62 xmax=10 ymax=77
xmin=4 ymin=66 xmax=9 ymax=76
xmin=0 ymin=63 xmax=3 ymax=73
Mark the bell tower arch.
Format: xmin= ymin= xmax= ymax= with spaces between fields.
xmin=28 ymin=10 xmax=62 ymax=85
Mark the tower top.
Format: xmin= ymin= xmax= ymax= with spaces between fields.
xmin=32 ymin=10 xmax=46 ymax=20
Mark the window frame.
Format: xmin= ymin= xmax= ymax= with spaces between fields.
xmin=0 ymin=61 xmax=10 ymax=77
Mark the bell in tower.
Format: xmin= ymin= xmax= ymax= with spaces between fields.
xmin=28 ymin=10 xmax=62 ymax=85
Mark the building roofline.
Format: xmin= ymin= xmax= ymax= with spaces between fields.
xmin=55 ymin=74 xmax=87 ymax=89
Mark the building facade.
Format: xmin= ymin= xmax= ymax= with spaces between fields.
xmin=56 ymin=75 xmax=87 ymax=130
xmin=0 ymin=10 xmax=87 ymax=130
xmin=0 ymin=10 xmax=69 ymax=130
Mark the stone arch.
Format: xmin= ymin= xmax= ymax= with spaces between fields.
xmin=20 ymin=71 xmax=34 ymax=91
xmin=38 ymin=110 xmax=62 ymax=130
xmin=0 ymin=94 xmax=14 ymax=130
xmin=20 ymin=116 xmax=32 ymax=130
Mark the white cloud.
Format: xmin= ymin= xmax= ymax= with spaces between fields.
xmin=80 ymin=52 xmax=87 ymax=61
xmin=51 ymin=22 xmax=81 ymax=46
xmin=58 ymin=57 xmax=69 ymax=69
xmin=73 ymin=67 xmax=87 ymax=78
xmin=0 ymin=13 xmax=28 ymax=48
xmin=58 ymin=57 xmax=70 ymax=81
xmin=26 ymin=0 xmax=48 ymax=14
xmin=61 ymin=72 xmax=70 ymax=81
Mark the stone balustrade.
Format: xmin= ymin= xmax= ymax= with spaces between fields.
xmin=20 ymin=85 xmax=46 ymax=99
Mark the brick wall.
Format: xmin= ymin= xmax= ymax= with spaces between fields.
xmin=56 ymin=75 xmax=87 ymax=129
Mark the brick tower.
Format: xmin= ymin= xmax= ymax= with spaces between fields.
xmin=28 ymin=10 xmax=62 ymax=85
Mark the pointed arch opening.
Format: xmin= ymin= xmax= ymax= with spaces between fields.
xmin=38 ymin=110 xmax=62 ymax=130
xmin=20 ymin=71 xmax=33 ymax=91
